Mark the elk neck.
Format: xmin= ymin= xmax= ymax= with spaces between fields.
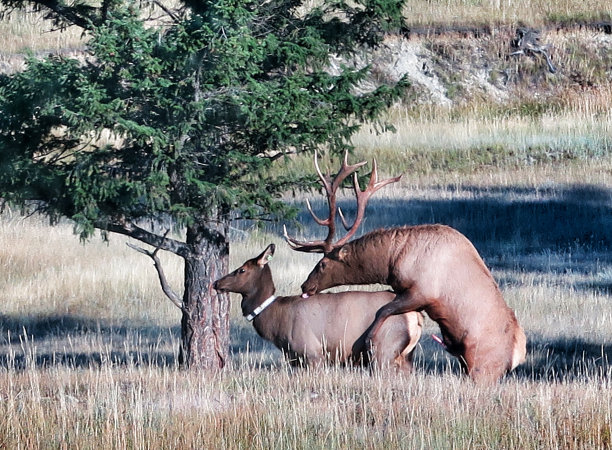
xmin=339 ymin=233 xmax=393 ymax=284
xmin=241 ymin=264 xmax=277 ymax=319
xmin=243 ymin=266 xmax=291 ymax=343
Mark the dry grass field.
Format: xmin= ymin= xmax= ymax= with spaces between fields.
xmin=0 ymin=135 xmax=610 ymax=447
xmin=1 ymin=1 xmax=611 ymax=448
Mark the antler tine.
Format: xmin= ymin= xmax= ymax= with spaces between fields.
xmin=283 ymin=152 xmax=340 ymax=253
xmin=365 ymin=159 xmax=403 ymax=193
xmin=338 ymin=206 xmax=350 ymax=231
xmin=313 ymin=151 xmax=332 ymax=194
xmin=334 ymin=159 xmax=402 ymax=247
xmin=290 ymin=151 xmax=365 ymax=251
xmin=331 ymin=151 xmax=367 ymax=192
xmin=305 ymin=198 xmax=331 ymax=226
xmin=283 ymin=224 xmax=327 ymax=253
xmin=314 ymin=151 xmax=367 ymax=194
xmin=318 ymin=151 xmax=367 ymax=249
xmin=285 ymin=152 xmax=397 ymax=254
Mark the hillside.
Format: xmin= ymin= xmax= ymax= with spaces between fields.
xmin=360 ymin=24 xmax=612 ymax=110
xmin=2 ymin=20 xmax=611 ymax=111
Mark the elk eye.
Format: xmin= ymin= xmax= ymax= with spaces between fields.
xmin=238 ymin=268 xmax=246 ymax=274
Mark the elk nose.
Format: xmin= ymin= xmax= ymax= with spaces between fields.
xmin=300 ymin=282 xmax=313 ymax=298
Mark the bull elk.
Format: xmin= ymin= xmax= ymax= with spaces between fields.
xmin=285 ymin=153 xmax=526 ymax=384
xmin=213 ymin=244 xmax=423 ymax=371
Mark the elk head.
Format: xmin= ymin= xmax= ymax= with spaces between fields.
xmin=213 ymin=244 xmax=276 ymax=316
xmin=284 ymin=152 xmax=401 ymax=297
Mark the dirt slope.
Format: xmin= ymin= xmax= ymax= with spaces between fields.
xmin=351 ymin=24 xmax=612 ymax=107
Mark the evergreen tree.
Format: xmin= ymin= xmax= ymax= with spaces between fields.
xmin=0 ymin=0 xmax=408 ymax=368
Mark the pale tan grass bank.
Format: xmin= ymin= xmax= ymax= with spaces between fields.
xmin=0 ymin=214 xmax=182 ymax=325
xmin=402 ymin=0 xmax=611 ymax=27
xmin=1 ymin=0 xmax=609 ymax=58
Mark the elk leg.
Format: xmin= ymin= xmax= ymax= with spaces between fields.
xmin=369 ymin=312 xmax=423 ymax=374
xmin=370 ymin=329 xmax=413 ymax=374
xmin=363 ymin=290 xmax=427 ymax=346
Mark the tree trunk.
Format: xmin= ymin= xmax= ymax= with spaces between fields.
xmin=179 ymin=223 xmax=230 ymax=369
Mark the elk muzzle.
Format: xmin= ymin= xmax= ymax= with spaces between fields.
xmin=212 ymin=279 xmax=227 ymax=293
xmin=300 ymin=280 xmax=319 ymax=298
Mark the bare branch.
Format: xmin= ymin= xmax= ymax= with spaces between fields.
xmin=151 ymin=0 xmax=180 ymax=24
xmin=126 ymin=232 xmax=187 ymax=314
xmin=31 ymin=0 xmax=97 ymax=30
xmin=267 ymin=150 xmax=297 ymax=162
xmin=510 ymin=27 xmax=557 ymax=74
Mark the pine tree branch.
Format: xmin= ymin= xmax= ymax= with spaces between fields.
xmin=24 ymin=0 xmax=99 ymax=29
xmin=102 ymin=219 xmax=192 ymax=258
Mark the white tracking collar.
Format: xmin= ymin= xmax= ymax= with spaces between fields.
xmin=245 ymin=296 xmax=277 ymax=322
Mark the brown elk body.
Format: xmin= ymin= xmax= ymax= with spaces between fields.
xmin=213 ymin=244 xmax=423 ymax=371
xmin=286 ymin=153 xmax=527 ymax=384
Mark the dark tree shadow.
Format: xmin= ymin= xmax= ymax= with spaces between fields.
xmin=230 ymin=321 xmax=280 ymax=356
xmin=514 ymin=334 xmax=612 ymax=382
xmin=0 ymin=313 xmax=281 ymax=372
xmin=411 ymin=333 xmax=612 ymax=383
xmin=284 ymin=183 xmax=612 ymax=281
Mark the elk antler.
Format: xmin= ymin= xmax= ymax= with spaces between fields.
xmin=284 ymin=152 xmax=402 ymax=254
xmin=337 ymin=159 xmax=402 ymax=245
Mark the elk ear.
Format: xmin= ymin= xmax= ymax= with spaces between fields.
xmin=257 ymin=244 xmax=276 ymax=267
xmin=337 ymin=246 xmax=350 ymax=261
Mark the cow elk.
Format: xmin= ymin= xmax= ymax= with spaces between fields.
xmin=213 ymin=244 xmax=423 ymax=372
xmin=285 ymin=153 xmax=527 ymax=384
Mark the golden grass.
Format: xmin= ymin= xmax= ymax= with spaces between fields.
xmin=0 ymin=356 xmax=610 ymax=448
xmin=402 ymin=0 xmax=610 ymax=27
xmin=0 ymin=214 xmax=182 ymax=325
xmin=1 ymin=0 xmax=609 ymax=59
xmin=0 ymin=178 xmax=611 ymax=447
xmin=345 ymin=62 xmax=612 ymax=181
xmin=0 ymin=8 xmax=84 ymax=54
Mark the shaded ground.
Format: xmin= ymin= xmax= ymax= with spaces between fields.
xmin=0 ymin=314 xmax=179 ymax=370
xmin=413 ymin=334 xmax=612 ymax=382
xmin=2 ymin=313 xmax=608 ymax=383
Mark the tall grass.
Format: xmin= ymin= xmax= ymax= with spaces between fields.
xmin=273 ymin=100 xmax=612 ymax=189
xmin=0 ymin=214 xmax=182 ymax=325
xmin=0 ymin=8 xmax=84 ymax=54
xmin=0 ymin=362 xmax=610 ymax=448
xmin=351 ymin=104 xmax=612 ymax=182
xmin=401 ymin=0 xmax=611 ymax=27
